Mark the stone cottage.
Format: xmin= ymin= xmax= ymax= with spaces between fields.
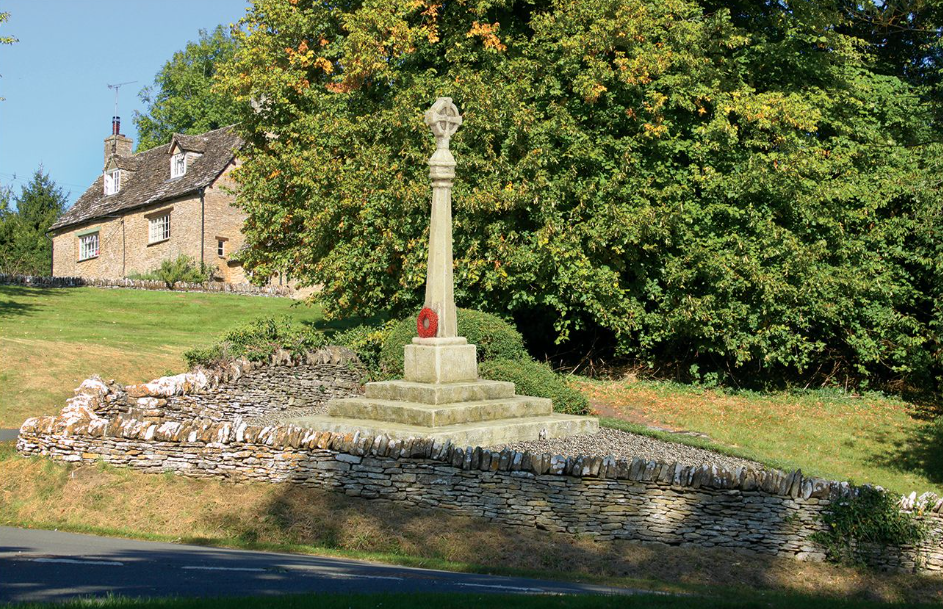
xmin=49 ymin=119 xmax=251 ymax=284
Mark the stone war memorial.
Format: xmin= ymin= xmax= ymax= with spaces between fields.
xmin=289 ymin=98 xmax=598 ymax=445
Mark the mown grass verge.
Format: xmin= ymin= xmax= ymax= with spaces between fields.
xmin=0 ymin=285 xmax=324 ymax=428
xmin=3 ymin=441 xmax=943 ymax=605
xmin=577 ymin=378 xmax=943 ymax=497
xmin=2 ymin=590 xmax=939 ymax=609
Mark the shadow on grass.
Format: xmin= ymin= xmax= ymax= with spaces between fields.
xmin=0 ymin=285 xmax=67 ymax=320
xmin=869 ymin=417 xmax=943 ymax=488
xmin=215 ymin=463 xmax=943 ymax=606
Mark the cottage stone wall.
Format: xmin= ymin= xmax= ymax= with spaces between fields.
xmin=52 ymin=195 xmax=203 ymax=280
xmin=51 ymin=213 xmax=125 ymax=279
xmin=199 ymin=161 xmax=247 ymax=284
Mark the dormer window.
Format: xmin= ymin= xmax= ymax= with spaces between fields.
xmin=171 ymin=153 xmax=187 ymax=178
xmin=103 ymin=169 xmax=120 ymax=195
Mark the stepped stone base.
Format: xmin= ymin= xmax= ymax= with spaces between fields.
xmin=329 ymin=395 xmax=553 ymax=427
xmin=365 ymin=379 xmax=515 ymax=404
xmin=286 ymin=377 xmax=599 ymax=446
xmin=287 ymin=413 xmax=598 ymax=447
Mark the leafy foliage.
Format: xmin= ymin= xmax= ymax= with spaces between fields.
xmin=380 ymin=308 xmax=528 ymax=377
xmin=134 ymin=26 xmax=242 ymax=152
xmin=0 ymin=10 xmax=16 ymax=102
xmin=217 ymin=0 xmax=943 ymax=393
xmin=332 ymin=320 xmax=398 ymax=375
xmin=480 ymin=358 xmax=589 ymax=415
xmin=0 ymin=169 xmax=67 ymax=275
xmin=812 ymin=486 xmax=931 ymax=566
xmin=0 ymin=10 xmax=15 ymax=46
xmin=183 ymin=316 xmax=326 ymax=367
xmin=182 ymin=343 xmax=230 ymax=369
xmin=128 ymin=255 xmax=215 ymax=288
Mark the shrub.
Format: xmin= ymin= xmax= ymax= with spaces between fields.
xmin=225 ymin=317 xmax=324 ymax=361
xmin=182 ymin=317 xmax=325 ymax=367
xmin=129 ymin=254 xmax=215 ymax=288
xmin=332 ymin=320 xmax=398 ymax=376
xmin=811 ymin=486 xmax=931 ymax=566
xmin=182 ymin=343 xmax=230 ymax=369
xmin=380 ymin=308 xmax=528 ymax=376
xmin=479 ymin=358 xmax=590 ymax=415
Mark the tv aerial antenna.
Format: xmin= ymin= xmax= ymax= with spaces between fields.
xmin=107 ymin=80 xmax=137 ymax=118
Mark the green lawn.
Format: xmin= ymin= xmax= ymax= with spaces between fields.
xmin=0 ymin=285 xmax=324 ymax=428
xmin=2 ymin=591 xmax=936 ymax=609
xmin=577 ymin=378 xmax=943 ymax=497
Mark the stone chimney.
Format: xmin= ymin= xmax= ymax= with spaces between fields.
xmin=103 ymin=116 xmax=133 ymax=167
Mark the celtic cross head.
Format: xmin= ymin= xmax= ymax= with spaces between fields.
xmin=424 ymin=97 xmax=463 ymax=150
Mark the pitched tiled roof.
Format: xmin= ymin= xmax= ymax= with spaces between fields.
xmin=171 ymin=132 xmax=208 ymax=153
xmin=51 ymin=125 xmax=241 ymax=231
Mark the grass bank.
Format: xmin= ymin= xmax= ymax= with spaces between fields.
xmin=577 ymin=378 xmax=943 ymax=496
xmin=3 ymin=591 xmax=939 ymax=609
xmin=2 ymin=442 xmax=942 ymax=606
xmin=0 ymin=285 xmax=323 ymax=428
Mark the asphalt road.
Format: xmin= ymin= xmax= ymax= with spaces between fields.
xmin=0 ymin=429 xmax=18 ymax=441
xmin=0 ymin=527 xmax=639 ymax=602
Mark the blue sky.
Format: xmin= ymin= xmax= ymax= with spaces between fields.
xmin=0 ymin=0 xmax=250 ymax=207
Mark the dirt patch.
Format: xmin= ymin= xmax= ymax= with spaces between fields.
xmin=591 ymin=399 xmax=679 ymax=431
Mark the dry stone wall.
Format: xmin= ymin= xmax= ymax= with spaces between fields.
xmin=17 ymin=415 xmax=943 ymax=573
xmin=93 ymin=348 xmax=365 ymax=424
xmin=161 ymin=364 xmax=361 ymax=422
xmin=16 ymin=368 xmax=943 ymax=575
xmin=16 ymin=353 xmax=943 ymax=575
xmin=0 ymin=273 xmax=292 ymax=297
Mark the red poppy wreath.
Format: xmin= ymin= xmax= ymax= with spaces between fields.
xmin=416 ymin=307 xmax=438 ymax=338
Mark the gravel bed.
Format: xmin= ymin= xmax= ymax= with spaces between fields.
xmin=250 ymin=408 xmax=761 ymax=471
xmin=493 ymin=427 xmax=762 ymax=471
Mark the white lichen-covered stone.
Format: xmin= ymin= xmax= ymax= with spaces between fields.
xmin=74 ymin=376 xmax=109 ymax=397
xmin=127 ymin=370 xmax=213 ymax=399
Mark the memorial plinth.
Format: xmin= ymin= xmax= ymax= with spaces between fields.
xmin=289 ymin=98 xmax=598 ymax=446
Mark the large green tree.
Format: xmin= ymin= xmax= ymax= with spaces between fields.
xmin=134 ymin=25 xmax=242 ymax=151
xmin=218 ymin=0 xmax=943 ymax=391
xmin=0 ymin=169 xmax=67 ymax=276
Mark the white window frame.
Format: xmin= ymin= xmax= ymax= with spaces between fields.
xmin=79 ymin=232 xmax=99 ymax=261
xmin=171 ymin=153 xmax=187 ymax=178
xmin=148 ymin=213 xmax=171 ymax=244
xmin=103 ymin=169 xmax=120 ymax=195
xmin=217 ymin=239 xmax=225 ymax=257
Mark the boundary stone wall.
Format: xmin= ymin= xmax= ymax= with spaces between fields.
xmin=16 ymin=416 xmax=943 ymax=573
xmin=0 ymin=273 xmax=292 ymax=297
xmin=94 ymin=348 xmax=365 ymax=423
xmin=16 ymin=365 xmax=943 ymax=575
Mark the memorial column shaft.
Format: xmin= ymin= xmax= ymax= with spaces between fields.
xmin=425 ymin=153 xmax=458 ymax=338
